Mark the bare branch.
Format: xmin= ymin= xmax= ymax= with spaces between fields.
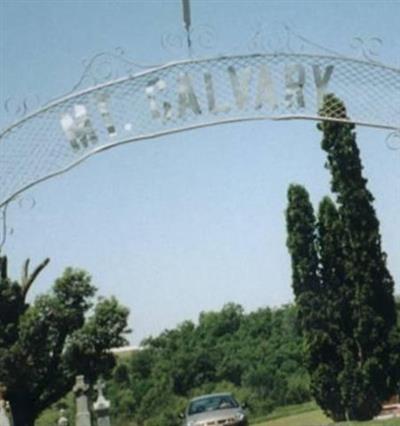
xmin=21 ymin=258 xmax=30 ymax=287
xmin=0 ymin=256 xmax=7 ymax=280
xmin=21 ymin=258 xmax=50 ymax=299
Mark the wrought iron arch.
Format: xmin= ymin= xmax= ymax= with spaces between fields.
xmin=0 ymin=52 xmax=399 ymax=211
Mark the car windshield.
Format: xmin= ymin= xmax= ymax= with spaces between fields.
xmin=188 ymin=395 xmax=239 ymax=415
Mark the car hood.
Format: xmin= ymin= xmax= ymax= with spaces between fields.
xmin=187 ymin=407 xmax=244 ymax=423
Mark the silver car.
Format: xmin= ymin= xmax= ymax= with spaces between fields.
xmin=180 ymin=392 xmax=248 ymax=426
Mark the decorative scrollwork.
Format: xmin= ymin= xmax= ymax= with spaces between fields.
xmin=0 ymin=204 xmax=10 ymax=253
xmin=161 ymin=25 xmax=217 ymax=55
xmin=192 ymin=25 xmax=216 ymax=50
xmin=385 ymin=130 xmax=400 ymax=151
xmin=248 ymin=22 xmax=293 ymax=53
xmin=17 ymin=195 xmax=36 ymax=211
xmin=71 ymin=47 xmax=161 ymax=92
xmin=161 ymin=31 xmax=186 ymax=52
xmin=0 ymin=195 xmax=36 ymax=252
xmin=350 ymin=36 xmax=383 ymax=63
xmin=4 ymin=94 xmax=41 ymax=119
xmin=247 ymin=22 xmax=342 ymax=57
xmin=246 ymin=22 xmax=392 ymax=67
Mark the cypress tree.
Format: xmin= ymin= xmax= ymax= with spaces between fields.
xmin=311 ymin=197 xmax=347 ymax=421
xmin=317 ymin=94 xmax=400 ymax=420
xmin=285 ymin=184 xmax=320 ymax=331
xmin=286 ymin=188 xmax=347 ymax=421
xmin=285 ymin=96 xmax=399 ymax=421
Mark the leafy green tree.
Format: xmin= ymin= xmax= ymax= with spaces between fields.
xmin=0 ymin=256 xmax=129 ymax=426
xmin=318 ymin=94 xmax=400 ymax=420
xmin=103 ymin=302 xmax=308 ymax=425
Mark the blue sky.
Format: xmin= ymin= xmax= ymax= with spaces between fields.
xmin=1 ymin=0 xmax=399 ymax=344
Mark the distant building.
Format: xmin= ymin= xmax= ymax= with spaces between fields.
xmin=110 ymin=345 xmax=142 ymax=356
xmin=376 ymin=396 xmax=400 ymax=420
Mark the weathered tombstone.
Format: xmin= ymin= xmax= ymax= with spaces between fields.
xmin=93 ymin=379 xmax=111 ymax=426
xmin=73 ymin=376 xmax=91 ymax=426
xmin=0 ymin=385 xmax=11 ymax=426
xmin=57 ymin=409 xmax=69 ymax=426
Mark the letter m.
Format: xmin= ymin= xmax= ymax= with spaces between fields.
xmin=60 ymin=104 xmax=98 ymax=151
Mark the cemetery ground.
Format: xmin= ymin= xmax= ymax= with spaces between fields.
xmin=36 ymin=399 xmax=400 ymax=426
xmin=251 ymin=402 xmax=400 ymax=426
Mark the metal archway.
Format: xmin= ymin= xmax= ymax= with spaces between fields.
xmin=0 ymin=52 xmax=399 ymax=209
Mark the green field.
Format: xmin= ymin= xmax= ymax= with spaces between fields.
xmin=253 ymin=409 xmax=328 ymax=426
xmin=251 ymin=403 xmax=400 ymax=426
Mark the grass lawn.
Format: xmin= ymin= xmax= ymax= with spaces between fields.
xmin=254 ymin=411 xmax=400 ymax=426
xmin=252 ymin=408 xmax=329 ymax=426
xmin=251 ymin=402 xmax=400 ymax=426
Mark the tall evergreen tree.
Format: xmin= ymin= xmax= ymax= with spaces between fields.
xmin=313 ymin=196 xmax=347 ymax=421
xmin=286 ymin=95 xmax=399 ymax=421
xmin=317 ymin=94 xmax=400 ymax=420
xmin=285 ymin=185 xmax=320 ymax=332
xmin=286 ymin=187 xmax=346 ymax=421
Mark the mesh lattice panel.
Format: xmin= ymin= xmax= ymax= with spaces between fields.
xmin=1 ymin=53 xmax=399 ymax=207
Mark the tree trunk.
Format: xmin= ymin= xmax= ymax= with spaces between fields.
xmin=9 ymin=395 xmax=37 ymax=426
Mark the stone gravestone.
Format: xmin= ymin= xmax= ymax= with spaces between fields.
xmin=0 ymin=385 xmax=11 ymax=426
xmin=93 ymin=379 xmax=111 ymax=426
xmin=73 ymin=376 xmax=91 ymax=426
xmin=57 ymin=409 xmax=68 ymax=426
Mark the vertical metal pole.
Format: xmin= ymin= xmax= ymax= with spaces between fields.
xmin=182 ymin=0 xmax=192 ymax=55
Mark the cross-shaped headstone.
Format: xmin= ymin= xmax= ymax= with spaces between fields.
xmin=73 ymin=376 xmax=91 ymax=426
xmin=94 ymin=381 xmax=105 ymax=398
xmin=93 ymin=378 xmax=111 ymax=426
